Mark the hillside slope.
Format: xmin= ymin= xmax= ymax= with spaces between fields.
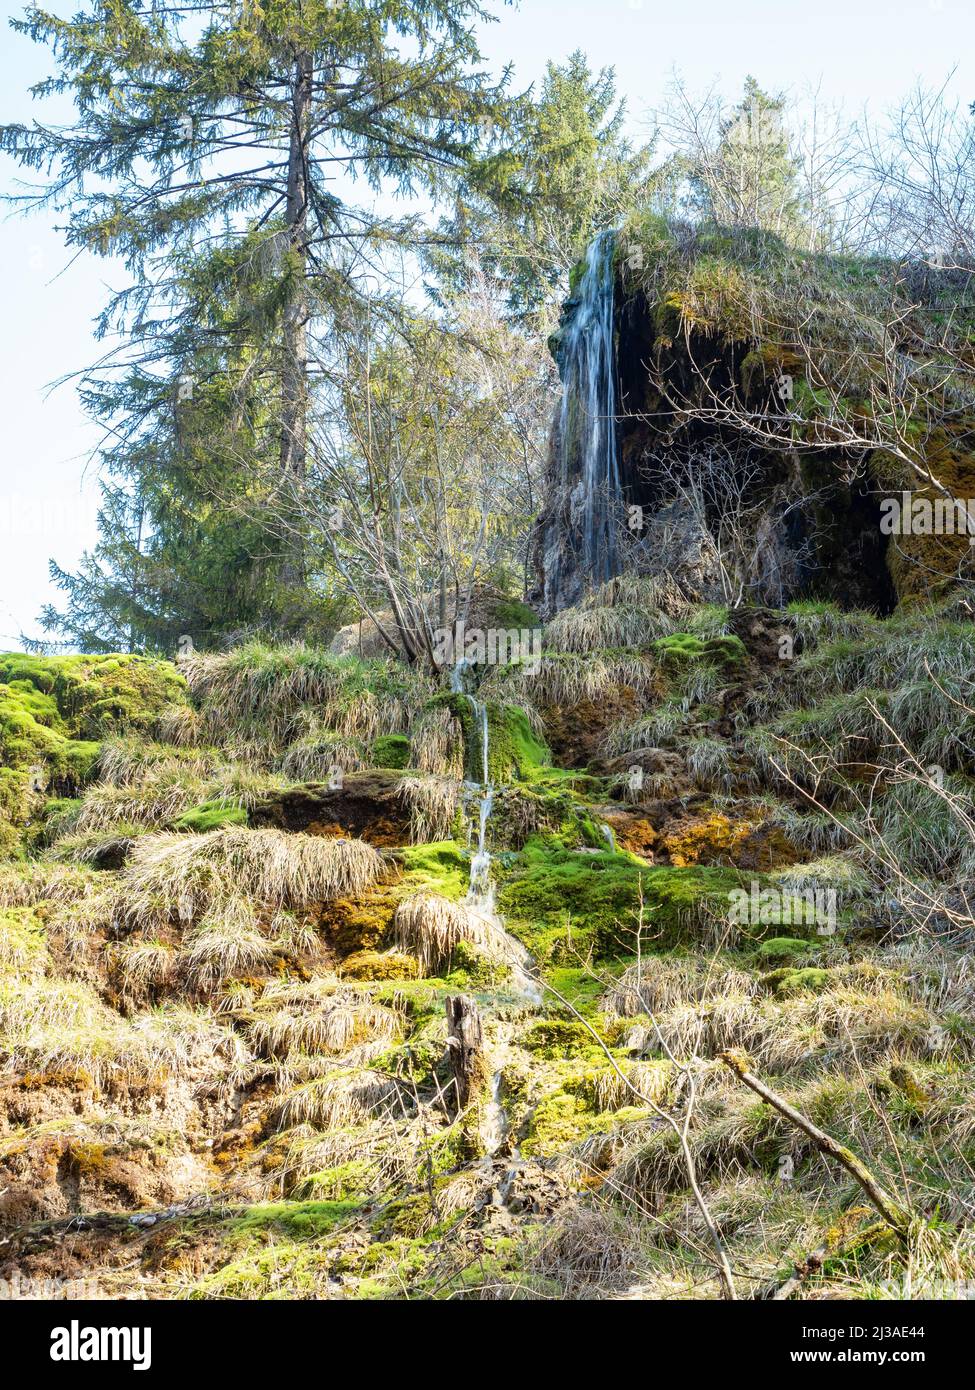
xmin=2 ymin=590 xmax=974 ymax=1300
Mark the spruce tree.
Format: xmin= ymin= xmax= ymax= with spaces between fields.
xmin=3 ymin=0 xmax=509 ymax=643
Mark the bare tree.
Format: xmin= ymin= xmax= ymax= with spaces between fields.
xmin=629 ymin=442 xmax=826 ymax=608
xmin=248 ymin=262 xmax=555 ymax=666
xmin=859 ymin=78 xmax=975 ymax=267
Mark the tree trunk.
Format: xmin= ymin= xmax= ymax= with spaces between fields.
xmin=277 ymin=50 xmax=313 ymax=610
xmin=445 ymin=995 xmax=484 ymax=1110
xmin=281 ymin=50 xmax=312 ymax=481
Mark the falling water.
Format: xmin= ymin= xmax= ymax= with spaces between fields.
xmin=556 ymin=228 xmax=623 ymax=592
xmin=451 ymin=659 xmax=495 ymax=912
xmin=449 ymin=663 xmax=542 ymax=1180
xmin=480 ymin=1024 xmax=513 ymax=1157
xmin=451 ymin=659 xmax=541 ymax=1003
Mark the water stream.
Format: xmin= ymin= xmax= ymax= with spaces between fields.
xmin=451 ymin=660 xmax=542 ymax=1168
xmin=551 ymin=228 xmax=624 ymax=600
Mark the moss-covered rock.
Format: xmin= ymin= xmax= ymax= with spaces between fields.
xmin=653 ymin=633 xmax=748 ymax=672
xmin=756 ymin=936 xmax=816 ymax=964
xmin=174 ymin=800 xmax=249 ymax=833
xmin=0 ymin=653 xmax=186 ymax=738
xmin=522 ymin=1019 xmax=604 ymax=1060
xmin=435 ymin=694 xmax=549 ymax=784
xmin=500 ymin=835 xmax=749 ymax=961
xmin=340 ymin=949 xmax=420 ymax=981
xmin=762 ymin=966 xmax=831 ymax=995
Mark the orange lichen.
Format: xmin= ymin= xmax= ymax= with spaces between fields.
xmin=340 ymin=949 xmax=419 ymax=981
xmin=661 ymin=812 xmax=755 ymax=867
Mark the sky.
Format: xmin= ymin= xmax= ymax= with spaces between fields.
xmin=0 ymin=0 xmax=971 ymax=649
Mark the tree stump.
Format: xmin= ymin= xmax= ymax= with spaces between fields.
xmin=445 ymin=994 xmax=484 ymax=1109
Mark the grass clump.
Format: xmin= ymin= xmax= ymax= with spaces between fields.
xmin=123 ymin=827 xmax=384 ymax=922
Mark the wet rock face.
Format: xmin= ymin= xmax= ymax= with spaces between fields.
xmin=530 ymin=261 xmax=899 ymax=618
xmin=250 ymin=771 xmax=409 ymax=846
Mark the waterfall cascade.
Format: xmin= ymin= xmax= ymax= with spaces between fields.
xmin=551 ymin=228 xmax=624 ymax=603
xmin=450 ymin=659 xmax=495 ymax=912
xmin=450 ymin=660 xmax=541 ymax=1007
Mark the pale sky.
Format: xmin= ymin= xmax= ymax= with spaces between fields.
xmin=0 ymin=0 xmax=971 ymax=648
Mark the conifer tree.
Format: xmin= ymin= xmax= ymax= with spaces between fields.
xmin=3 ymin=0 xmax=509 ymax=642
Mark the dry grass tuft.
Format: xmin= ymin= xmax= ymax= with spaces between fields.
xmin=156 ymin=703 xmax=203 ymax=747
xmin=74 ymin=778 xmax=205 ymax=832
xmin=605 ymin=957 xmax=757 ymax=1018
xmin=393 ymin=892 xmax=515 ymax=975
xmin=123 ymin=827 xmax=384 ymax=923
xmin=579 ymin=1061 xmax=676 ymax=1112
xmin=183 ymin=643 xmax=435 ymax=751
xmin=97 ymin=736 xmax=216 ymax=787
xmin=248 ymin=979 xmax=401 ymax=1061
xmin=410 ymin=704 xmax=465 ymax=778
xmin=274 ymin=1069 xmax=405 ymax=1129
xmin=631 ymin=974 xmax=932 ymax=1074
xmin=486 ymin=650 xmax=660 ymax=711
xmin=0 ymin=965 xmax=250 ymax=1094
xmin=278 ymin=726 xmax=365 ymax=782
xmin=397 ymin=775 xmax=461 ymax=843
xmin=582 ymin=573 xmax=691 ymax=617
xmin=0 ymin=862 xmax=103 ymax=909
xmin=531 ymin=1201 xmax=647 ymax=1297
xmin=545 ymin=604 xmax=675 ymax=654
xmin=112 ymin=939 xmax=177 ymax=997
xmin=180 ymin=899 xmax=277 ymax=991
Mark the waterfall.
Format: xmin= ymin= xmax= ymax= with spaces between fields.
xmin=479 ymin=1024 xmax=513 ymax=1157
xmin=555 ymin=228 xmax=623 ymax=594
xmin=451 ymin=658 xmax=495 ymax=912
xmin=451 ymin=660 xmax=541 ymax=1003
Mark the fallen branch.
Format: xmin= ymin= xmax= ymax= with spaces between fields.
xmin=751 ymin=1214 xmax=886 ymax=1300
xmin=718 ymin=1050 xmax=910 ymax=1237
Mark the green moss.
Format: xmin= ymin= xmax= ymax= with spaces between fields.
xmin=174 ymin=800 xmax=249 ymax=832
xmin=396 ymin=841 xmax=468 ymax=899
xmin=371 ymin=733 xmax=410 ymax=770
xmin=0 ymin=906 xmax=48 ymax=972
xmin=435 ymin=694 xmax=549 ymax=783
xmin=59 ymin=740 xmax=101 ymax=784
xmin=0 ymin=676 xmax=103 ymax=853
xmin=756 ymin=936 xmax=817 ymax=963
xmin=340 ymin=948 xmax=419 ymax=981
xmin=522 ymin=1019 xmax=605 ymax=1060
xmin=653 ymin=633 xmax=747 ymax=671
xmin=496 ymin=705 xmax=549 ymax=780
xmin=545 ymin=965 xmax=615 ymax=1016
xmin=499 ymin=836 xmax=748 ymax=961
xmin=0 ymin=652 xmax=186 ymax=739
xmin=762 ymin=966 xmax=831 ymax=995
xmin=293 ymin=1162 xmax=375 ymax=1202
xmin=493 ymin=598 xmax=540 ymax=629
xmin=0 ymin=650 xmax=184 ymax=851
xmin=0 ymin=682 xmax=67 ymax=765
xmin=568 ymin=255 xmax=588 ymax=297
xmin=521 ymin=1091 xmax=649 ymax=1158
xmin=229 ymin=1199 xmax=361 ymax=1238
